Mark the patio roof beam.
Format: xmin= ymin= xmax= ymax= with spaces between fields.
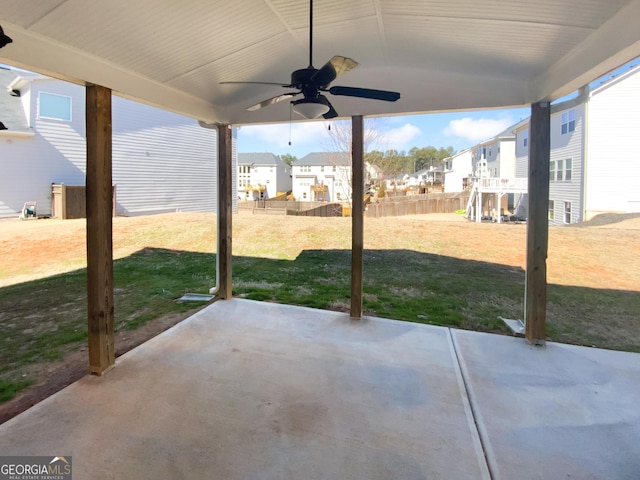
xmin=525 ymin=101 xmax=551 ymax=345
xmin=217 ymin=124 xmax=233 ymax=300
xmin=85 ymin=84 xmax=115 ymax=374
xmin=350 ymin=115 xmax=364 ymax=319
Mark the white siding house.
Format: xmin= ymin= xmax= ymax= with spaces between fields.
xmin=443 ymin=149 xmax=473 ymax=193
xmin=513 ymin=63 xmax=640 ymax=224
xmin=1 ymin=69 xmax=234 ymax=218
xmin=464 ymin=127 xmax=523 ymax=221
xmin=470 ymin=131 xmax=516 ymax=179
xmin=585 ymin=66 xmax=640 ymax=218
xmin=237 ymin=153 xmax=291 ymax=200
xmin=292 ymin=152 xmax=351 ymax=202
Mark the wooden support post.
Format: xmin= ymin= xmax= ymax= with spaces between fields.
xmin=217 ymin=124 xmax=233 ymax=299
xmin=85 ymin=84 xmax=114 ymax=375
xmin=350 ymin=115 xmax=364 ymax=319
xmin=525 ymin=102 xmax=551 ymax=345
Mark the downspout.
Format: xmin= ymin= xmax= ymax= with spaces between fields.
xmin=199 ymin=120 xmax=221 ymax=295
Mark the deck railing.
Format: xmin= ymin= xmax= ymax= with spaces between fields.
xmin=478 ymin=177 xmax=528 ymax=193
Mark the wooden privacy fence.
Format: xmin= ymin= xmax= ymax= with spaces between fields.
xmin=366 ymin=192 xmax=469 ymax=218
xmin=240 ymin=200 xmax=342 ymax=217
xmin=287 ymin=202 xmax=343 ymax=217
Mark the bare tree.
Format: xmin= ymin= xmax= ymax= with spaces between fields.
xmin=321 ymin=118 xmax=390 ymax=205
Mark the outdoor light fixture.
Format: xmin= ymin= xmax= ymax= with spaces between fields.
xmin=291 ymin=97 xmax=330 ymax=119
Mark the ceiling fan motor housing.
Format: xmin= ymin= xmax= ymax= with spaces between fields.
xmin=291 ymin=68 xmax=323 ymax=90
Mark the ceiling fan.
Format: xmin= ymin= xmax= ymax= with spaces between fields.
xmin=220 ymin=0 xmax=400 ymax=120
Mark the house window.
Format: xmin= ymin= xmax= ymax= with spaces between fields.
xmin=38 ymin=92 xmax=72 ymax=121
xmin=266 ymin=180 xmax=270 ymax=184
xmin=269 ymin=167 xmax=273 ymax=173
xmin=564 ymin=159 xmax=572 ymax=181
xmin=320 ymin=166 xmax=324 ymax=172
xmin=523 ymin=130 xmax=528 ymax=147
xmin=564 ymin=202 xmax=571 ymax=224
xmin=549 ymin=200 xmax=555 ymax=220
xmin=550 ymin=161 xmax=556 ymax=180
xmin=556 ymin=159 xmax=564 ymax=181
xmin=561 ymin=109 xmax=576 ymax=135
xmin=300 ymin=165 xmax=311 ymax=173
xmin=336 ymin=192 xmax=341 ymax=200
xmin=332 ymin=166 xmax=336 ymax=172
xmin=303 ymin=192 xmax=307 ymax=199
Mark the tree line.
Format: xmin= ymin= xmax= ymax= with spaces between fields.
xmin=281 ymin=145 xmax=455 ymax=177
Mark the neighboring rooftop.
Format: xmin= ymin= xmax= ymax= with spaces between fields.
xmin=295 ymin=152 xmax=351 ymax=167
xmin=238 ymin=152 xmax=287 ymax=167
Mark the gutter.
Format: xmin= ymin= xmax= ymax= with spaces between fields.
xmin=550 ymin=85 xmax=590 ymax=114
xmin=0 ymin=129 xmax=34 ymax=138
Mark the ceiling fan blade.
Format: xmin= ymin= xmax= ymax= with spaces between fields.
xmin=246 ymin=92 xmax=300 ymax=111
xmin=320 ymin=95 xmax=338 ymax=119
xmin=312 ymin=56 xmax=358 ymax=88
xmin=329 ymin=86 xmax=400 ymax=102
xmin=221 ymin=81 xmax=291 ymax=87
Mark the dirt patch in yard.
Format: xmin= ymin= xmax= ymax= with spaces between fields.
xmin=0 ymin=211 xmax=639 ymax=424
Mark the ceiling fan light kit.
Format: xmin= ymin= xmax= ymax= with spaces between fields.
xmin=292 ymin=98 xmax=330 ymax=119
xmin=220 ymin=0 xmax=400 ymax=120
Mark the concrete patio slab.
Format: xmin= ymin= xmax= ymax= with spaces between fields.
xmin=0 ymin=299 xmax=490 ymax=479
xmin=452 ymin=329 xmax=640 ymax=480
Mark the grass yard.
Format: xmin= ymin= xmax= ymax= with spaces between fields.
xmin=0 ymin=211 xmax=639 ymax=418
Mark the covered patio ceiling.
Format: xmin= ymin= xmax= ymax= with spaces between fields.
xmin=2 ymin=0 xmax=640 ymax=124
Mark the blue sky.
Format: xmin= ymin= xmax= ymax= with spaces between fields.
xmin=237 ymin=107 xmax=531 ymax=158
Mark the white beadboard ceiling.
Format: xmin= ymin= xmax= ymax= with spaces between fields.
xmin=1 ymin=0 xmax=639 ymax=124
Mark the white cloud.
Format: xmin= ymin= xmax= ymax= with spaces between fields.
xmin=444 ymin=117 xmax=513 ymax=143
xmin=375 ymin=123 xmax=421 ymax=151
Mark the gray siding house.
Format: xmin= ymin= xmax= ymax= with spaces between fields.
xmin=1 ymin=68 xmax=232 ymax=218
xmin=514 ymin=104 xmax=585 ymax=225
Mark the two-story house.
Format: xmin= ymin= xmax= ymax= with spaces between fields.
xmin=237 ymin=153 xmax=291 ymax=201
xmin=292 ymin=152 xmax=352 ymax=202
xmin=1 ymin=67 xmax=233 ymax=218
xmin=513 ymin=63 xmax=640 ymax=225
xmin=463 ymin=127 xmax=524 ymax=221
xmin=443 ymin=149 xmax=473 ymax=193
